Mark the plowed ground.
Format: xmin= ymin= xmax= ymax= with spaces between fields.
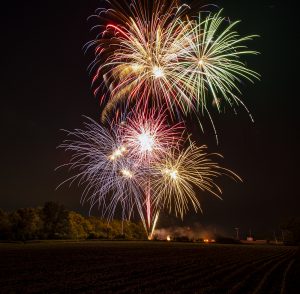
xmin=0 ymin=241 xmax=299 ymax=293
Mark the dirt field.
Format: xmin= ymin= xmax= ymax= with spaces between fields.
xmin=0 ymin=241 xmax=299 ymax=293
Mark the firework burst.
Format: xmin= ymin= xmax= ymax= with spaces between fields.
xmin=57 ymin=117 xmax=145 ymax=224
xmin=151 ymin=142 xmax=241 ymax=218
xmin=120 ymin=109 xmax=183 ymax=163
xmin=175 ymin=9 xmax=260 ymax=115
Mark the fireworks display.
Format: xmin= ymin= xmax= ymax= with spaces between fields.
xmin=87 ymin=2 xmax=259 ymax=123
xmin=59 ymin=115 xmax=240 ymax=236
xmin=58 ymin=112 xmax=183 ymax=234
xmin=60 ymin=0 xmax=259 ymax=238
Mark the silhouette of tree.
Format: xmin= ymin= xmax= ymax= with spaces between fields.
xmin=0 ymin=209 xmax=11 ymax=240
xmin=281 ymin=217 xmax=300 ymax=245
xmin=0 ymin=203 xmax=147 ymax=241
xmin=42 ymin=202 xmax=69 ymax=239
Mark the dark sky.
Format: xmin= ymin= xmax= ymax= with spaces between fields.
xmin=1 ymin=0 xmax=299 ymax=237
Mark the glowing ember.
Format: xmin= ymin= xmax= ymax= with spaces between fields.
xmin=152 ymin=66 xmax=164 ymax=78
xmin=138 ymin=132 xmax=154 ymax=152
xmin=121 ymin=169 xmax=133 ymax=179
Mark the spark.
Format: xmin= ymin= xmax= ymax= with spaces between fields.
xmin=138 ymin=132 xmax=154 ymax=152
xmin=110 ymin=145 xmax=126 ymax=161
xmin=131 ymin=64 xmax=142 ymax=71
xmin=164 ymin=168 xmax=178 ymax=180
xmin=121 ymin=169 xmax=133 ymax=178
xmin=169 ymin=170 xmax=178 ymax=180
xmin=198 ymin=58 xmax=205 ymax=67
xmin=152 ymin=66 xmax=165 ymax=78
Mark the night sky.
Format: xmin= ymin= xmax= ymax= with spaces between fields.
xmin=1 ymin=0 xmax=299 ymax=237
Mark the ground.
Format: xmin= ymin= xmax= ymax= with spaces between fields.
xmin=0 ymin=241 xmax=299 ymax=293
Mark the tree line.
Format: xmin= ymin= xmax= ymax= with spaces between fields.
xmin=0 ymin=202 xmax=147 ymax=241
